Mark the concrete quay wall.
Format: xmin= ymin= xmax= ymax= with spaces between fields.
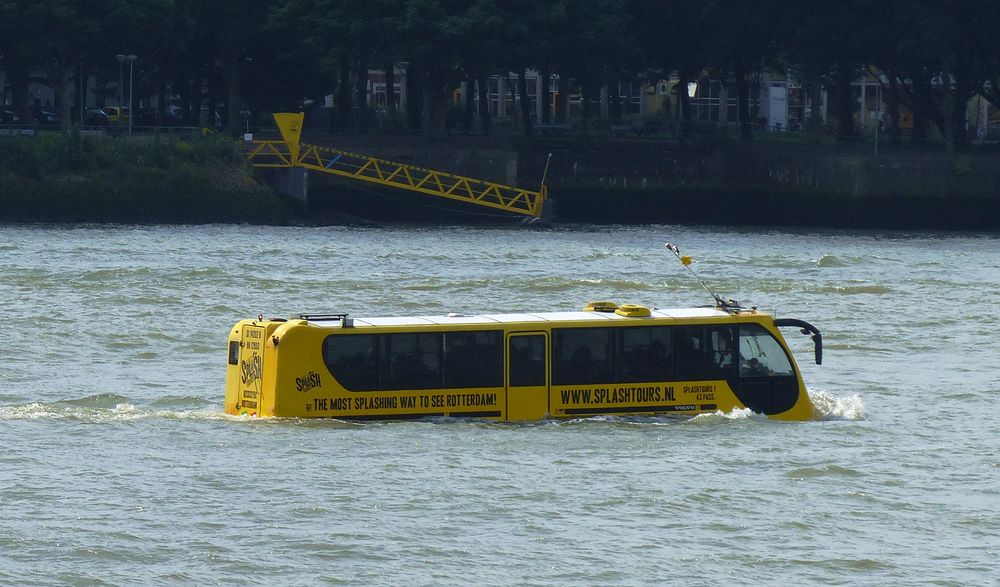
xmin=305 ymin=135 xmax=1000 ymax=229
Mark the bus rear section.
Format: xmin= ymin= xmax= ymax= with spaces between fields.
xmin=225 ymin=320 xmax=271 ymax=416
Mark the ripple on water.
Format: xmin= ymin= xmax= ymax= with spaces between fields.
xmin=785 ymin=464 xmax=865 ymax=479
xmin=149 ymin=395 xmax=219 ymax=410
xmin=814 ymin=283 xmax=893 ymax=295
xmin=0 ymin=400 xmax=236 ymax=422
xmin=58 ymin=393 xmax=133 ymax=408
xmin=814 ymin=254 xmax=849 ymax=267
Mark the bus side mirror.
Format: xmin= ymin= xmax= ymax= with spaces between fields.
xmin=776 ymin=318 xmax=823 ymax=366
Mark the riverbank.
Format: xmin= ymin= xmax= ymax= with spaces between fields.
xmin=303 ymin=133 xmax=1000 ymax=230
xmin=2 ymin=133 xmax=998 ymax=229
xmin=0 ymin=133 xmax=291 ymax=224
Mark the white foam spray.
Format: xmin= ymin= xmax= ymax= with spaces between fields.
xmin=810 ymin=388 xmax=866 ymax=420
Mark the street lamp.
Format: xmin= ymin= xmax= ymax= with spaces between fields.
xmin=116 ymin=54 xmax=137 ymax=136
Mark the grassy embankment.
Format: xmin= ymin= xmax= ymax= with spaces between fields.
xmin=0 ymin=132 xmax=292 ymax=223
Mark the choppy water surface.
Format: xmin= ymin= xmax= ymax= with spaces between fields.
xmin=1 ymin=224 xmax=997 ymax=586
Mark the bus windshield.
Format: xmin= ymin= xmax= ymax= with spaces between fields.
xmin=738 ymin=324 xmax=793 ymax=377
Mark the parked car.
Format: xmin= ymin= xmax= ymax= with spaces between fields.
xmin=0 ymin=109 xmax=21 ymax=124
xmin=104 ymin=106 xmax=130 ymax=123
xmin=32 ymin=106 xmax=60 ymax=126
xmin=83 ymin=107 xmax=111 ymax=126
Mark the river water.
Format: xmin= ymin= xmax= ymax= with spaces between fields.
xmin=1 ymin=223 xmax=997 ymax=586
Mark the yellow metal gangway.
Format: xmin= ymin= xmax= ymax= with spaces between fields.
xmin=247 ymin=113 xmax=547 ymax=218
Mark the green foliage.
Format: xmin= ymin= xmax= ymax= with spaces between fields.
xmin=2 ymin=0 xmax=999 ymax=144
xmin=0 ymin=135 xmax=291 ymax=223
xmin=951 ymin=158 xmax=973 ymax=176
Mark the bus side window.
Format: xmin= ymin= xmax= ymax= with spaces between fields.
xmin=707 ymin=326 xmax=736 ymax=377
xmin=387 ymin=332 xmax=442 ymax=390
xmin=443 ymin=331 xmax=502 ymax=388
xmin=509 ymin=335 xmax=545 ymax=387
xmin=739 ymin=324 xmax=794 ymax=377
xmin=618 ymin=326 xmax=673 ymax=383
xmin=552 ymin=328 xmax=614 ymax=385
xmin=323 ymin=334 xmax=380 ymax=391
xmin=674 ymin=326 xmax=706 ymax=380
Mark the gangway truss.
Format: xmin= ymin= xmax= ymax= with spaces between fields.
xmin=247 ymin=113 xmax=547 ymax=218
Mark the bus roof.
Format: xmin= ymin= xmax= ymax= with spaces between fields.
xmin=305 ymin=307 xmax=738 ymax=328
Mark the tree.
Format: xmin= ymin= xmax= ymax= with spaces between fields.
xmin=0 ymin=0 xmax=103 ymax=125
xmin=887 ymin=0 xmax=993 ymax=150
xmin=701 ymin=0 xmax=784 ymax=141
xmin=629 ymin=0 xmax=705 ymax=136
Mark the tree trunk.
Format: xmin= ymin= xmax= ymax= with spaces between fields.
xmin=185 ymin=74 xmax=198 ymax=126
xmin=8 ymin=60 xmax=31 ymax=123
xmin=610 ymin=82 xmax=622 ymax=124
xmin=678 ymin=71 xmax=693 ymax=121
xmin=157 ymin=79 xmax=168 ymax=126
xmin=985 ymin=75 xmax=1000 ymax=111
xmin=56 ymin=65 xmax=72 ymax=130
xmin=540 ymin=67 xmax=551 ymax=124
xmin=207 ymin=65 xmax=222 ymax=128
xmin=74 ymin=63 xmax=86 ymax=126
xmin=912 ymin=108 xmax=927 ymax=141
xmin=951 ymin=72 xmax=972 ymax=145
xmin=405 ymin=60 xmax=423 ymax=131
xmin=518 ymin=68 xmax=532 ymax=135
xmin=422 ymin=69 xmax=449 ymax=133
xmin=940 ymin=65 xmax=955 ymax=153
xmin=355 ymin=50 xmax=369 ymax=131
xmin=834 ymin=62 xmax=854 ymax=139
xmin=885 ymin=73 xmax=902 ymax=145
xmin=477 ymin=72 xmax=491 ymax=135
xmin=675 ymin=69 xmax=692 ymax=141
xmin=581 ymin=81 xmax=593 ymax=134
xmin=463 ymin=73 xmax=475 ymax=134
xmin=336 ymin=50 xmax=352 ymax=129
xmin=384 ymin=60 xmax=397 ymax=130
xmin=735 ymin=62 xmax=753 ymax=141
xmin=555 ymin=74 xmax=569 ymax=123
xmin=806 ymin=70 xmax=823 ymax=139
xmin=221 ymin=42 xmax=241 ymax=133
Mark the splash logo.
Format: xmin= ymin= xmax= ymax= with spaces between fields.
xmin=296 ymin=371 xmax=322 ymax=392
xmin=241 ymin=354 xmax=262 ymax=385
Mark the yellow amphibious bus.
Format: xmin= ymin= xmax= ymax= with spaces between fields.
xmin=225 ymin=301 xmax=822 ymax=421
xmin=225 ymin=244 xmax=822 ymax=421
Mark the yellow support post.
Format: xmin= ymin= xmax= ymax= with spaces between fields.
xmin=273 ymin=112 xmax=305 ymax=162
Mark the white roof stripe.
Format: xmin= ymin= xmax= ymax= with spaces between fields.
xmin=320 ymin=307 xmax=733 ymax=328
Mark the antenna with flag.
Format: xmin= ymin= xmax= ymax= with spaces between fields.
xmin=665 ymin=243 xmax=741 ymax=312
